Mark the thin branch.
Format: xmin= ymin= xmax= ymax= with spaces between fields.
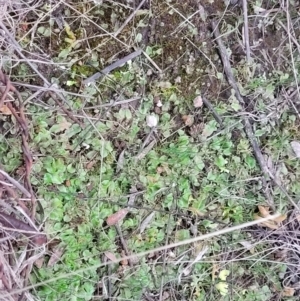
xmin=136 ymin=132 xmax=157 ymax=161
xmin=211 ymin=20 xmax=299 ymax=210
xmin=49 ymin=92 xmax=84 ymax=127
xmin=115 ymin=223 xmax=133 ymax=267
xmin=83 ymin=49 xmax=142 ymax=84
xmin=278 ymin=19 xmax=300 ymax=54
xmin=0 ymin=212 xmax=46 ymax=245
xmin=11 ymin=82 xmax=96 ymax=99
xmin=83 ymin=96 xmax=141 ymax=109
xmin=284 ymin=2 xmax=300 ymax=116
xmin=202 ymin=95 xmax=224 ymax=127
xmin=242 ymin=0 xmax=251 ymax=62
xmin=185 ymin=37 xmax=218 ymax=73
xmin=159 ymin=205 xmax=174 ymax=301
xmin=141 ymin=49 xmax=162 ymax=73
xmin=114 ymin=0 xmax=148 ymax=37
xmin=0 ymin=169 xmax=31 ymax=198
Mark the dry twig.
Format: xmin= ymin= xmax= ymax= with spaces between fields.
xmin=0 ymin=68 xmax=47 ymax=299
xmin=0 ymin=70 xmax=38 ymax=216
xmin=211 ymin=20 xmax=299 ymax=210
xmin=242 ymin=0 xmax=251 ymax=62
xmin=114 ymin=0 xmax=148 ymax=37
xmin=202 ymin=95 xmax=224 ymax=127
xmin=83 ymin=49 xmax=142 ymax=84
xmin=0 ymin=169 xmax=31 ymax=198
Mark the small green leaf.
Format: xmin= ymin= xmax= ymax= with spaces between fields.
xmin=217 ymin=72 xmax=223 ymax=80
xmin=37 ymin=26 xmax=51 ymax=37
xmin=66 ymin=124 xmax=82 ymax=138
xmin=215 ymin=281 xmax=228 ymax=296
xmin=219 ymin=269 xmax=230 ymax=281
xmin=58 ymin=48 xmax=71 ymax=59
xmin=175 ymin=229 xmax=190 ymax=241
xmin=201 ymin=120 xmax=217 ymax=138
xmin=44 ymin=173 xmax=53 ymax=184
xmin=50 ymin=208 xmax=64 ymax=221
xmin=64 ymin=23 xmax=76 ymax=41
xmin=124 ymin=108 xmax=132 ymax=120
xmin=194 ymin=155 xmax=205 ymax=170
xmin=231 ymin=100 xmax=241 ymax=112
xmin=66 ymin=80 xmax=77 ymax=86
xmin=135 ymin=33 xmax=142 ymax=42
xmin=67 ymin=164 xmax=76 ymax=173
xmin=263 ymin=83 xmax=275 ymax=99
xmin=145 ymin=46 xmax=153 ymax=56
xmin=215 ymin=156 xmax=228 ymax=168
xmin=255 ymin=129 xmax=265 ymax=137
xmin=245 ymin=155 xmax=256 ymax=169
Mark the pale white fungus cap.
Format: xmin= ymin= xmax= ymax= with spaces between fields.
xmin=146 ymin=115 xmax=158 ymax=128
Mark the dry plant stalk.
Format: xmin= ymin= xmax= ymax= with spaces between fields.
xmin=211 ymin=20 xmax=299 ymax=211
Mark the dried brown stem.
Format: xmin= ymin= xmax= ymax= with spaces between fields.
xmin=49 ymin=92 xmax=84 ymax=128
xmin=0 ymin=169 xmax=31 ymax=198
xmin=115 ymin=223 xmax=133 ymax=267
xmin=0 ymin=71 xmax=37 ymax=215
xmin=212 ymin=20 xmax=299 ymax=210
xmin=0 ymin=212 xmax=46 ymax=245
xmin=202 ymin=95 xmax=224 ymax=126
xmin=83 ymin=49 xmax=142 ymax=84
xmin=242 ymin=0 xmax=251 ymax=62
